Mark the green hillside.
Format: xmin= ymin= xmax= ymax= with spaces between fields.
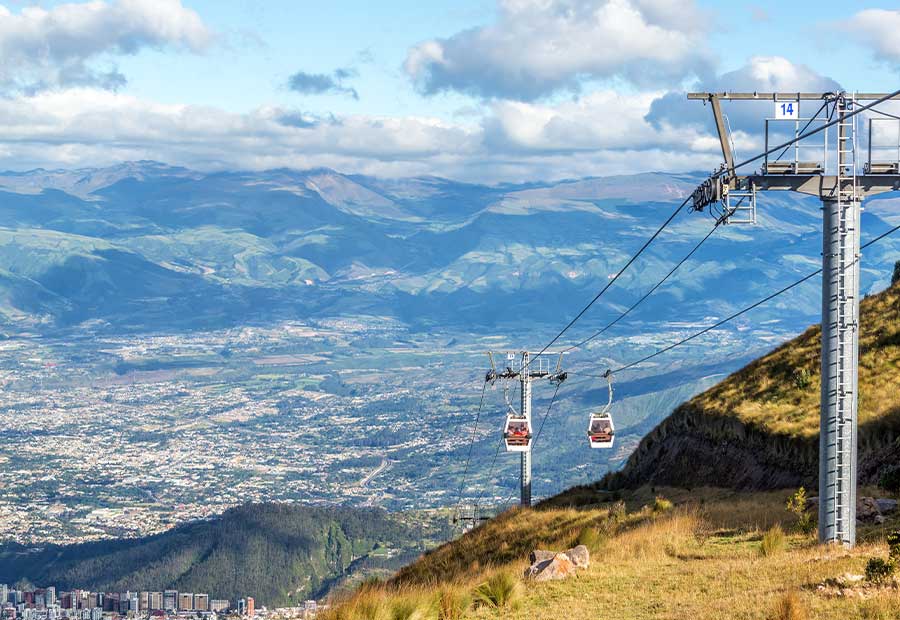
xmin=604 ymin=278 xmax=900 ymax=491
xmin=0 ymin=504 xmax=450 ymax=606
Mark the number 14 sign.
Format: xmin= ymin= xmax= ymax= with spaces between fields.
xmin=775 ymin=101 xmax=799 ymax=120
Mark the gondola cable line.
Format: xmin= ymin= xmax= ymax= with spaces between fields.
xmin=528 ymin=89 xmax=900 ymax=374
xmin=520 ymin=195 xmax=693 ymax=373
xmin=452 ymin=379 xmax=489 ymax=521
xmin=496 ymin=201 xmax=900 ymax=490
xmin=566 ymin=219 xmax=900 ymax=379
xmin=455 ymin=92 xmax=900 ymax=514
xmin=562 ymin=220 xmax=721 ymax=354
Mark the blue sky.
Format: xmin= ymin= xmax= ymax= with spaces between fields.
xmin=0 ymin=0 xmax=898 ymax=181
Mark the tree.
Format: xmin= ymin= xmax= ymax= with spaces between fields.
xmin=893 ymin=260 xmax=900 ymax=286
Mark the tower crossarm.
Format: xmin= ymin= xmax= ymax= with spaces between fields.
xmin=687 ymin=92 xmax=900 ymax=101
xmin=733 ymin=174 xmax=900 ymax=200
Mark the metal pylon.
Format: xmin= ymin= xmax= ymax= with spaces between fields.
xmin=819 ymin=94 xmax=860 ymax=546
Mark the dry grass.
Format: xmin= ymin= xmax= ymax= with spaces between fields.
xmin=760 ymin=524 xmax=788 ymax=557
xmin=769 ymin=591 xmax=808 ymax=620
xmin=471 ymin=571 xmax=522 ymax=611
xmin=391 ymin=505 xmax=639 ymax=586
xmin=325 ymin=488 xmax=900 ymax=620
xmin=682 ymin=280 xmax=900 ymax=441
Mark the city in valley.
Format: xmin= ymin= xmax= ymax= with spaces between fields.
xmin=0 ymin=308 xmax=791 ymax=546
xmin=0 ymin=584 xmax=323 ymax=620
xmin=1 ymin=315 xmax=488 ymax=545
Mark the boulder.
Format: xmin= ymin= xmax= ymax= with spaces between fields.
xmin=809 ymin=496 xmax=895 ymax=523
xmin=524 ymin=553 xmax=576 ymax=582
xmin=529 ymin=550 xmax=557 ymax=565
xmin=564 ymin=545 xmax=590 ymax=569
xmin=857 ymin=497 xmax=882 ymax=523
xmin=876 ymin=499 xmax=898 ymax=514
xmin=524 ymin=546 xmax=590 ymax=582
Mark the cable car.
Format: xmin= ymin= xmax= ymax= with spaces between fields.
xmin=504 ymin=415 xmax=532 ymax=452
xmin=587 ymin=411 xmax=615 ymax=449
xmin=587 ymin=370 xmax=615 ymax=449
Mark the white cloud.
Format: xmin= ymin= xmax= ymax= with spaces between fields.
xmin=0 ymin=86 xmax=729 ymax=184
xmin=0 ymin=0 xmax=212 ymax=92
xmin=483 ymin=91 xmax=711 ymax=153
xmin=404 ymin=0 xmax=713 ymax=101
xmin=646 ymin=56 xmax=842 ymax=135
xmin=844 ymin=9 xmax=900 ymax=67
xmin=0 ymin=88 xmax=483 ymax=176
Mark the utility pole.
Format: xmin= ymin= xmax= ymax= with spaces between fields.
xmin=454 ymin=504 xmax=491 ymax=530
xmin=689 ymin=91 xmax=900 ymax=547
xmin=520 ymin=351 xmax=534 ymax=506
xmin=488 ymin=351 xmax=567 ymax=507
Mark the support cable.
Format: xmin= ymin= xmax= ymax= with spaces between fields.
xmin=473 ymin=436 xmax=504 ymax=511
xmin=525 ymin=195 xmax=691 ymax=365
xmin=531 ymin=382 xmax=563 ymax=449
xmin=773 ymin=100 xmax=829 ymax=163
xmin=714 ymin=89 xmax=900 ymax=178
xmin=453 ymin=380 xmax=488 ymax=516
xmin=869 ymin=107 xmax=900 ymax=122
xmin=522 ymin=92 xmax=900 ymax=374
xmin=563 ymin=222 xmax=720 ymax=352
xmin=568 ymin=220 xmax=900 ymax=378
xmin=468 ymin=380 xmax=518 ymax=511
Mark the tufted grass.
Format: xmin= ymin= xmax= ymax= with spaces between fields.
xmin=323 ymin=488 xmax=900 ymax=619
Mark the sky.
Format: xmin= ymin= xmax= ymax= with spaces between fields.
xmin=0 ymin=0 xmax=898 ymax=183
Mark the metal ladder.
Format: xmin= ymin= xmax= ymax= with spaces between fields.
xmin=830 ymin=95 xmax=859 ymax=543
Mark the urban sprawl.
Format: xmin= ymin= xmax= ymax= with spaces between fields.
xmin=0 ymin=586 xmax=321 ymax=620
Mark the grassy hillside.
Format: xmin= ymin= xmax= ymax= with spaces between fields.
xmin=322 ymin=488 xmax=900 ymax=619
xmin=320 ymin=280 xmax=900 ymax=619
xmin=0 ymin=504 xmax=450 ymax=606
xmin=604 ymin=278 xmax=900 ymax=491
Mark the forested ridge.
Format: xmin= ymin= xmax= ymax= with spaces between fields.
xmin=0 ymin=504 xmax=447 ymax=606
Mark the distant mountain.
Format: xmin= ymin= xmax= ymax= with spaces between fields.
xmin=0 ymin=504 xmax=448 ymax=606
xmin=1 ymin=161 xmax=897 ymax=335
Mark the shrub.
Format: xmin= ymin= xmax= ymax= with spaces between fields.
xmin=760 ymin=525 xmax=787 ymax=557
xmin=786 ymin=487 xmax=815 ymax=535
xmin=792 ymin=368 xmax=812 ymax=390
xmin=436 ymin=588 xmax=471 ymax=620
xmin=692 ymin=513 xmax=715 ymax=547
xmin=609 ymin=500 xmax=626 ymax=523
xmin=769 ymin=591 xmax=808 ymax=620
xmin=888 ymin=531 xmax=900 ymax=564
xmin=653 ymin=496 xmax=674 ymax=514
xmin=892 ymin=260 xmax=900 ymax=286
xmin=472 ymin=571 xmax=522 ymax=610
xmin=866 ymin=557 xmax=897 ymax=584
xmin=879 ymin=467 xmax=900 ymax=493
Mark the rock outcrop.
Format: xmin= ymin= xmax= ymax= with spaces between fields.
xmin=806 ymin=496 xmax=898 ymax=524
xmin=524 ymin=545 xmax=590 ymax=582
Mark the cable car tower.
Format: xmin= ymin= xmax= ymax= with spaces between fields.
xmin=689 ymin=91 xmax=900 ymax=547
xmin=487 ymin=351 xmax=567 ymax=507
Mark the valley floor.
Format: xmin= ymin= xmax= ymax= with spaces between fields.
xmin=325 ymin=487 xmax=900 ymax=619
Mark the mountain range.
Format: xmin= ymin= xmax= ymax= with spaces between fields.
xmin=2 ymin=161 xmax=899 ymax=336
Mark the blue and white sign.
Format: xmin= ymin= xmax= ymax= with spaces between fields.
xmin=775 ymin=101 xmax=799 ymax=120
